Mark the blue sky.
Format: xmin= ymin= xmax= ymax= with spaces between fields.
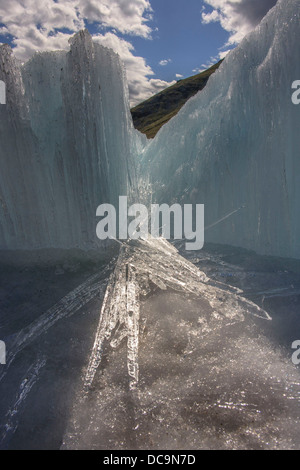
xmin=125 ymin=0 xmax=230 ymax=83
xmin=0 ymin=0 xmax=277 ymax=105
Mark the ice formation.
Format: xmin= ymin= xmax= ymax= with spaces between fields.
xmin=0 ymin=30 xmax=143 ymax=251
xmin=84 ymin=237 xmax=271 ymax=390
xmin=0 ymin=0 xmax=299 ymax=260
xmin=0 ymin=0 xmax=299 ymax=449
xmin=141 ymin=0 xmax=300 ymax=259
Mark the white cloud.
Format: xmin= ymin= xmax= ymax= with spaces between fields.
xmin=0 ymin=0 xmax=153 ymax=59
xmin=0 ymin=0 xmax=154 ymax=60
xmin=159 ymin=58 xmax=172 ymax=66
xmin=0 ymin=0 xmax=175 ymax=106
xmin=0 ymin=0 xmax=153 ymax=53
xmin=94 ymin=33 xmax=175 ymax=106
xmin=200 ymin=56 xmax=219 ymax=69
xmin=202 ymin=0 xmax=278 ymax=45
xmin=78 ymin=0 xmax=153 ymax=38
xmin=175 ymin=73 xmax=183 ymax=79
xmin=193 ymin=48 xmax=229 ymax=76
xmin=192 ymin=68 xmax=205 ymax=74
xmin=0 ymin=0 xmax=83 ymax=59
xmin=218 ymin=49 xmax=231 ymax=60
xmin=202 ymin=9 xmax=220 ymax=24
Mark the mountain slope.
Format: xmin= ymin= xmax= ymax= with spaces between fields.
xmin=131 ymin=61 xmax=223 ymax=139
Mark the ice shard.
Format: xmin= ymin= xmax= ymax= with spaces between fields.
xmin=141 ymin=0 xmax=300 ymax=259
xmin=84 ymin=236 xmax=271 ymax=391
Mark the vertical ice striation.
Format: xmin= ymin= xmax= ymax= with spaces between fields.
xmin=141 ymin=0 xmax=300 ymax=259
xmin=0 ymin=45 xmax=46 ymax=250
xmin=0 ymin=30 xmax=142 ymax=251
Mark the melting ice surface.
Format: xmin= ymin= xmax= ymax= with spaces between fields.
xmin=0 ymin=0 xmax=300 ymax=451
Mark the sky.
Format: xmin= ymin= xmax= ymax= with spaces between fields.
xmin=0 ymin=0 xmax=278 ymax=106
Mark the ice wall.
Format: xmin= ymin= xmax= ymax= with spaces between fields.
xmin=0 ymin=30 xmax=141 ymax=251
xmin=142 ymin=0 xmax=300 ymax=259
